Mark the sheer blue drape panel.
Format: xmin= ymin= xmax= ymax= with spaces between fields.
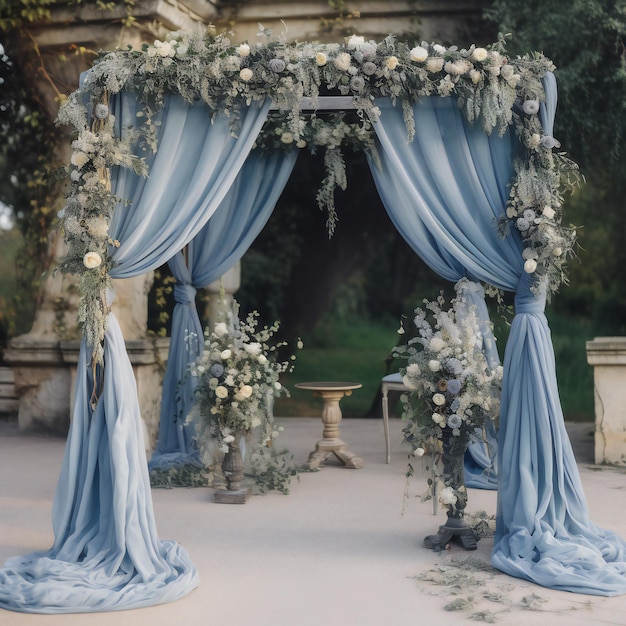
xmin=150 ymin=149 xmax=298 ymax=468
xmin=0 ymin=94 xmax=271 ymax=613
xmin=368 ymin=86 xmax=626 ymax=595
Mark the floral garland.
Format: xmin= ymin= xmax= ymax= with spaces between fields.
xmin=55 ymin=27 xmax=579 ymax=364
xmin=394 ymin=289 xmax=503 ymax=514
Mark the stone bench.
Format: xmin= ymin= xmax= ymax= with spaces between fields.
xmin=586 ymin=337 xmax=626 ymax=465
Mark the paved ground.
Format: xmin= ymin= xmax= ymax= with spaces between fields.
xmin=1 ymin=418 xmax=625 ymax=626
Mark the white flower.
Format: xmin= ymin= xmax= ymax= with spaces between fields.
xmin=439 ymin=486 xmax=457 ymax=506
xmin=469 ymin=69 xmax=482 ymax=84
xmin=346 ymin=35 xmax=365 ymax=48
xmin=296 ymin=139 xmax=307 ymax=149
xmin=83 ymin=252 xmax=102 ymax=269
xmin=471 ymin=47 xmax=488 ymax=62
xmin=214 ymin=322 xmax=229 ymax=337
xmin=251 ymin=417 xmax=261 ymax=428
xmin=432 ymin=44 xmax=446 ymax=55
xmin=428 ymin=359 xmax=441 ymax=372
xmin=274 ymin=381 xmax=282 ymax=390
xmin=225 ymin=374 xmax=235 ymax=386
xmin=410 ymin=46 xmax=428 ymax=62
xmin=385 ymin=55 xmax=399 ymax=70
xmin=432 ymin=393 xmax=446 ymax=406
xmin=553 ymin=247 xmax=563 ymax=257
xmin=239 ymin=68 xmax=253 ymax=81
xmin=175 ymin=44 xmax=188 ymax=57
xmin=500 ymin=64 xmax=515 ymax=80
xmin=413 ymin=447 xmax=425 ymax=457
xmin=220 ymin=349 xmax=232 ymax=360
xmin=542 ymin=206 xmax=556 ymax=220
xmin=432 ymin=412 xmax=444 ymax=424
xmin=429 ymin=337 xmax=445 ymax=352
xmin=522 ymin=99 xmax=540 ymax=115
xmin=94 ymin=103 xmax=109 ymax=119
xmin=237 ymin=385 xmax=253 ymax=399
xmin=70 ymin=151 xmax=89 ymax=169
xmin=406 ymin=363 xmax=420 ymax=376
xmin=425 ymin=57 xmax=444 ymax=73
xmin=244 ymin=342 xmax=262 ymax=355
xmin=237 ymin=43 xmax=250 ymax=57
xmin=524 ymin=258 xmax=538 ymax=273
xmin=258 ymin=354 xmax=268 ymax=365
xmin=315 ymin=52 xmax=328 ymax=66
xmin=334 ymin=52 xmax=351 ymax=71
xmin=215 ymin=386 xmax=228 ymax=399
xmin=528 ymin=133 xmax=541 ymax=150
xmin=402 ymin=375 xmax=418 ymax=390
xmin=280 ymin=132 xmax=294 ymax=144
xmin=223 ymin=434 xmax=235 ymax=443
xmin=297 ymin=339 xmax=304 ymax=349
xmin=87 ymin=217 xmax=109 ymax=239
xmin=445 ymin=59 xmax=471 ymax=76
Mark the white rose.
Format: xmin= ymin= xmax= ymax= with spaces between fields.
xmin=214 ymin=322 xmax=229 ymax=337
xmin=432 ymin=412 xmax=443 ymax=424
xmin=385 ymin=55 xmax=399 ymax=70
xmin=553 ymin=247 xmax=563 ymax=257
xmin=220 ymin=349 xmax=232 ymax=360
xmin=83 ymin=251 xmax=102 ymax=269
xmin=413 ymin=447 xmax=425 ymax=457
xmin=524 ymin=258 xmax=538 ymax=274
xmin=315 ymin=52 xmax=328 ymax=66
xmin=432 ymin=393 xmax=446 ymax=407
xmin=237 ymin=43 xmax=251 ymax=57
xmin=215 ymin=386 xmax=228 ymax=399
xmin=334 ymin=52 xmax=351 ymax=71
xmin=70 ymin=151 xmax=89 ymax=169
xmin=471 ymin=47 xmax=488 ymax=62
xmin=239 ymin=68 xmax=253 ymax=81
xmin=280 ymin=132 xmax=294 ymax=144
xmin=258 ymin=354 xmax=268 ymax=365
xmin=428 ymin=359 xmax=441 ymax=372
xmin=296 ymin=139 xmax=307 ymax=149
xmin=410 ymin=46 xmax=428 ymax=62
xmin=239 ymin=385 xmax=253 ymax=399
xmin=439 ymin=486 xmax=457 ymax=506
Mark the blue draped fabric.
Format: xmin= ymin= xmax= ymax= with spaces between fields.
xmin=0 ymin=94 xmax=271 ymax=613
xmin=368 ymin=80 xmax=626 ymax=595
xmin=149 ymin=148 xmax=298 ymax=469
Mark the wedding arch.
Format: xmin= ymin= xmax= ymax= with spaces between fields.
xmin=2 ymin=27 xmax=626 ymax=614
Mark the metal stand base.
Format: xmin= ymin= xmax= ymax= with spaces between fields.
xmin=423 ymin=518 xmax=478 ymax=551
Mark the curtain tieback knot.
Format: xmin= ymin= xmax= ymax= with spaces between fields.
xmin=514 ymin=272 xmax=547 ymax=315
xmin=174 ymin=282 xmax=197 ymax=305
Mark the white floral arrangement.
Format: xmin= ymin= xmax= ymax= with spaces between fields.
xmin=190 ymin=303 xmax=298 ymax=465
xmin=54 ymin=27 xmax=579 ymax=365
xmin=394 ymin=289 xmax=502 ymax=513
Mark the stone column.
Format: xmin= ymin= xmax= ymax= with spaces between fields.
xmin=586 ymin=337 xmax=626 ymax=465
xmin=203 ymin=262 xmax=242 ymax=329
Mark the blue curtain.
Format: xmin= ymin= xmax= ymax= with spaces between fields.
xmin=149 ymin=148 xmax=298 ymax=470
xmin=0 ymin=94 xmax=271 ymax=613
xmin=368 ymin=80 xmax=626 ymax=595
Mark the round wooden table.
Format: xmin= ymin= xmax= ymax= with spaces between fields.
xmin=295 ymin=381 xmax=364 ymax=470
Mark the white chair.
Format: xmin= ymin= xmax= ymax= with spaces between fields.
xmin=381 ymin=372 xmax=408 ymax=463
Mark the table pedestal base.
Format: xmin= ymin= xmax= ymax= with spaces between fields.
xmin=213 ymin=487 xmax=251 ymax=504
xmin=307 ymin=438 xmax=364 ymax=470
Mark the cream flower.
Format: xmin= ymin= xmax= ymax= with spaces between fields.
xmin=346 ymin=35 xmax=365 ymax=48
xmin=406 ymin=363 xmax=420 ymax=376
xmin=70 ymin=151 xmax=89 ymax=169
xmin=220 ymin=349 xmax=232 ymax=360
xmin=471 ymin=47 xmax=488 ymax=62
xmin=413 ymin=447 xmax=425 ymax=457
xmin=429 ymin=337 xmax=445 ymax=352
xmin=469 ymin=69 xmax=482 ymax=84
xmin=244 ymin=342 xmax=262 ymax=355
xmin=237 ymin=43 xmax=251 ymax=57
xmin=87 ymin=217 xmax=109 ymax=239
xmin=215 ymin=386 xmax=228 ymax=399
xmin=385 ymin=56 xmax=399 ymax=70
xmin=280 ymin=132 xmax=294 ymax=144
xmin=542 ymin=206 xmax=556 ymax=220
xmin=432 ymin=393 xmax=446 ymax=406
xmin=409 ymin=46 xmax=428 ymax=62
xmin=428 ymin=359 xmax=441 ymax=372
xmin=315 ymin=52 xmax=328 ymax=66
xmin=425 ymin=57 xmax=444 ymax=73
xmin=83 ymin=252 xmax=102 ymax=269
xmin=333 ymin=52 xmax=351 ymax=71
xmin=258 ymin=354 xmax=268 ymax=365
xmin=239 ymin=68 xmax=253 ymax=81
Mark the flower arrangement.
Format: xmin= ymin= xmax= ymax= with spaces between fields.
xmin=55 ymin=27 xmax=580 ymax=365
xmin=190 ymin=302 xmax=299 ymax=493
xmin=394 ymin=288 xmax=502 ymax=515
